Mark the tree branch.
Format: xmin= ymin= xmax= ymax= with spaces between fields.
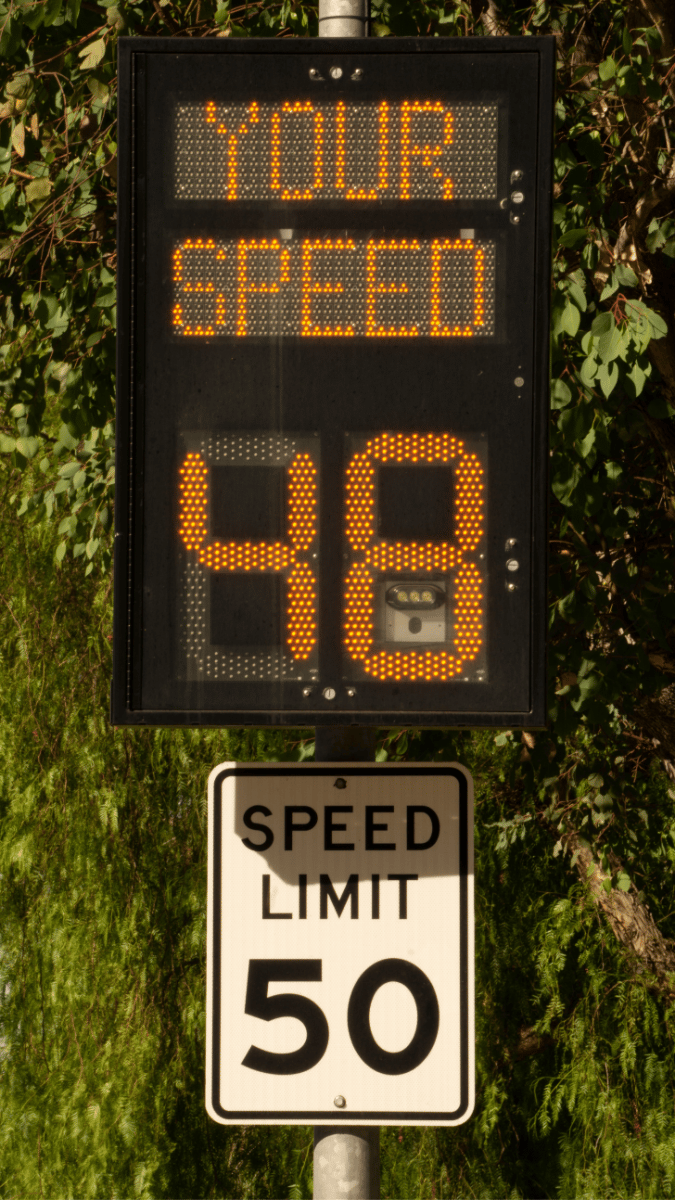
xmin=471 ymin=0 xmax=508 ymax=37
xmin=562 ymin=826 xmax=675 ymax=994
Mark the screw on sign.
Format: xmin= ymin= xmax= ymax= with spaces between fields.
xmin=206 ymin=763 xmax=474 ymax=1126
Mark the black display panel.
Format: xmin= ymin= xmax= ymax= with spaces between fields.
xmin=113 ymin=36 xmax=554 ymax=727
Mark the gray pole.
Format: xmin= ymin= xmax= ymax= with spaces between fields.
xmin=313 ymin=9 xmax=377 ymax=1198
xmin=313 ymin=729 xmax=379 ymax=1200
xmin=318 ymin=0 xmax=368 ymax=37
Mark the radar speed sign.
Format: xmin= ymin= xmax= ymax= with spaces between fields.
xmin=113 ymin=37 xmax=554 ymax=727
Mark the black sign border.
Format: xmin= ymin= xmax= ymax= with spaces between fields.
xmin=208 ymin=764 xmax=472 ymax=1123
xmin=113 ymin=36 xmax=554 ymax=729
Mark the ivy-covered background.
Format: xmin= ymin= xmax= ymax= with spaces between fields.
xmin=2 ymin=0 xmax=675 ymax=1196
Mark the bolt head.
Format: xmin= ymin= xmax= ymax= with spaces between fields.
xmin=334 ymin=1095 xmax=346 ymax=1109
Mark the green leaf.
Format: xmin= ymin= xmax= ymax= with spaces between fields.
xmin=25 ymin=177 xmax=52 ymax=203
xmin=551 ymin=379 xmax=572 ymax=409
xmin=87 ymin=78 xmax=110 ymax=104
xmin=15 ymin=437 xmax=39 ymax=459
xmin=579 ymin=356 xmax=598 ymax=388
xmin=57 ymin=424 xmax=78 ymax=452
xmin=600 ymin=278 xmax=619 ymax=302
xmin=615 ymin=263 xmax=638 ymax=287
xmin=591 ymin=311 xmax=613 ymax=338
xmin=646 ymin=218 xmax=675 ymax=255
xmin=11 ymin=122 xmax=25 ymax=158
xmin=617 ymin=873 xmax=631 ymax=892
xmin=558 ymin=228 xmax=588 ymax=249
xmin=0 ymin=18 xmax=22 ymax=57
xmin=596 ymin=361 xmax=619 ymax=397
xmin=551 ymin=460 xmax=581 ymax=507
xmin=557 ymin=591 xmax=577 ymax=621
xmin=55 ymin=541 xmax=67 ymax=562
xmin=626 ymin=361 xmax=647 ymax=397
xmin=45 ymin=307 xmax=69 ymax=337
xmin=599 ymin=57 xmax=617 ymax=80
xmin=598 ymin=325 xmax=627 ymax=364
xmin=625 ymin=300 xmax=667 ymax=341
xmin=79 ymin=38 xmax=106 ymax=70
xmin=567 ymin=280 xmax=587 ymax=312
xmin=5 ymin=74 xmax=32 ymax=100
xmin=105 ymin=4 xmax=126 ymax=30
xmin=59 ymin=462 xmax=81 ymax=479
xmin=577 ymin=427 xmax=596 ymax=459
xmin=590 ymin=313 xmax=627 ymax=364
xmin=560 ymin=300 xmax=580 ymax=337
xmin=36 ymin=293 xmax=59 ymax=324
xmin=0 ymin=435 xmax=16 ymax=454
xmin=93 ymin=285 xmax=116 ymax=308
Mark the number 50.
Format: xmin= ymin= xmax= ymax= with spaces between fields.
xmin=241 ymin=957 xmax=439 ymax=1076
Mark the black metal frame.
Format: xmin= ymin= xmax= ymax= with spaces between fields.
xmin=113 ymin=36 xmax=554 ymax=728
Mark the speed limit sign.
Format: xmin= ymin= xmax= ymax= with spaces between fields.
xmin=206 ymin=762 xmax=474 ymax=1126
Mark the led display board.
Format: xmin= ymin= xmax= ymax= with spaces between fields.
xmin=113 ymin=37 xmax=554 ymax=728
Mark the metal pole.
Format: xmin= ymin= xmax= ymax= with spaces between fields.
xmin=318 ymin=0 xmax=368 ymax=38
xmin=313 ymin=1125 xmax=380 ymax=1200
xmin=313 ymin=10 xmax=375 ymax=1198
xmin=313 ymin=730 xmax=379 ymax=1200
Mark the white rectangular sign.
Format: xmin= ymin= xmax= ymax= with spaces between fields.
xmin=206 ymin=762 xmax=474 ymax=1126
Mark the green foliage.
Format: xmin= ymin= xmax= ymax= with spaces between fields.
xmin=0 ymin=492 xmax=318 ymax=1197
xmin=377 ymin=730 xmax=675 ymax=1200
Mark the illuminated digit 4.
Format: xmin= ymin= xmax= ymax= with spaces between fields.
xmin=343 ymin=432 xmax=485 ymax=681
xmin=178 ymin=450 xmax=318 ymax=659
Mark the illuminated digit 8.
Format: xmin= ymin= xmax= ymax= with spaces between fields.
xmin=178 ymin=451 xmax=318 ymax=660
xmin=343 ymin=432 xmax=485 ymax=681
